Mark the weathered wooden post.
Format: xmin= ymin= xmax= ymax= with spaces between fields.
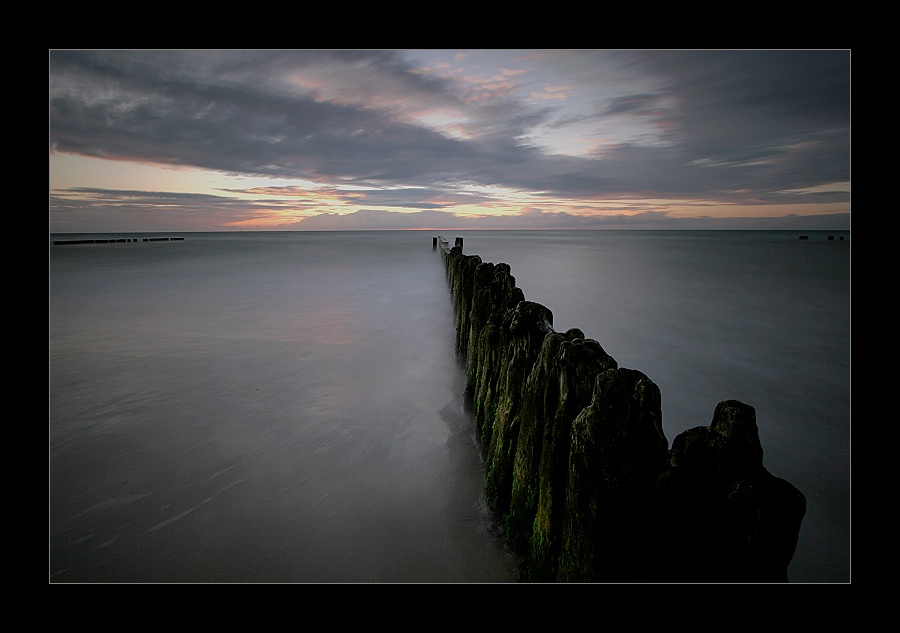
xmin=455 ymin=237 xmax=464 ymax=250
xmin=433 ymin=236 xmax=438 ymax=249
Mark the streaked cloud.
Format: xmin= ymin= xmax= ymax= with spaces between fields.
xmin=49 ymin=49 xmax=851 ymax=232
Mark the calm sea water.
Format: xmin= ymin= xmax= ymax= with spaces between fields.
xmin=49 ymin=229 xmax=850 ymax=583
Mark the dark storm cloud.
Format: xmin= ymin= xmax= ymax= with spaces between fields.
xmin=49 ymin=49 xmax=850 ymax=207
xmin=521 ymin=50 xmax=850 ymax=202
xmin=49 ymin=50 xmax=476 ymax=184
xmin=613 ymin=50 xmax=851 ymax=191
xmin=601 ymin=94 xmax=663 ymax=116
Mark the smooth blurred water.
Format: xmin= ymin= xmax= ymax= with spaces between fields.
xmin=49 ymin=229 xmax=850 ymax=583
xmin=50 ymin=231 xmax=519 ymax=583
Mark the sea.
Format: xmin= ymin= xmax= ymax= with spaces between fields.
xmin=49 ymin=229 xmax=850 ymax=583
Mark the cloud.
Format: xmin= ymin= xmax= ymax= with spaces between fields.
xmin=49 ymin=186 xmax=298 ymax=232
xmin=289 ymin=207 xmax=851 ymax=231
xmin=49 ymin=50 xmax=851 ymax=231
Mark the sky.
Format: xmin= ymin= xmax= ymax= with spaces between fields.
xmin=49 ymin=49 xmax=851 ymax=232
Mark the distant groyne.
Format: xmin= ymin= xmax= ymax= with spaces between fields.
xmin=435 ymin=236 xmax=806 ymax=583
xmin=51 ymin=236 xmax=185 ymax=245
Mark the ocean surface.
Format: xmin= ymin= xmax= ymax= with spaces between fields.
xmin=49 ymin=229 xmax=850 ymax=583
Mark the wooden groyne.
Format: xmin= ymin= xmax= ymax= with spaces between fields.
xmin=52 ymin=236 xmax=185 ymax=245
xmin=435 ymin=236 xmax=806 ymax=582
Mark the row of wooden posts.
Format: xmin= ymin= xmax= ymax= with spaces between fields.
xmin=430 ymin=234 xmax=806 ymax=582
xmin=52 ymin=236 xmax=185 ymax=245
xmin=434 ymin=236 xmax=462 ymax=250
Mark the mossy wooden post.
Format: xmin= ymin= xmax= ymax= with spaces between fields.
xmin=506 ymin=331 xmax=565 ymax=552
xmin=467 ymin=262 xmax=524 ymax=451
xmin=556 ymin=368 xmax=667 ymax=582
xmin=528 ymin=335 xmax=617 ymax=582
xmin=641 ymin=400 xmax=806 ymax=582
xmin=483 ymin=300 xmax=553 ymax=518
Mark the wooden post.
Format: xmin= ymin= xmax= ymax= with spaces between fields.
xmin=433 ymin=236 xmax=438 ymax=249
xmin=455 ymin=237 xmax=463 ymax=250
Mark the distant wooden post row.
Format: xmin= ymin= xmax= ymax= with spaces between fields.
xmin=434 ymin=236 xmax=460 ymax=252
